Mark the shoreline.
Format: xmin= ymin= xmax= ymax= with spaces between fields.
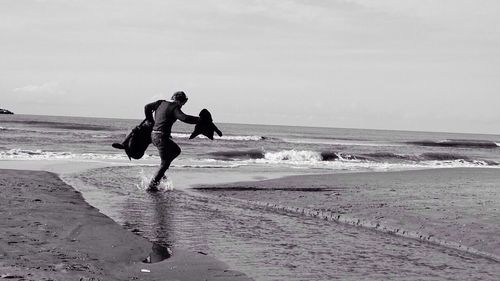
xmin=0 ymin=168 xmax=253 ymax=281
xmin=195 ymin=168 xmax=500 ymax=263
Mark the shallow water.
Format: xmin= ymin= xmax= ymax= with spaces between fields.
xmin=63 ymin=166 xmax=500 ymax=281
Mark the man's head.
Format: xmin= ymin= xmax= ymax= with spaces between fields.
xmin=171 ymin=91 xmax=188 ymax=106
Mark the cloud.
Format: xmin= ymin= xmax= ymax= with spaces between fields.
xmin=14 ymin=81 xmax=65 ymax=95
xmin=12 ymin=81 xmax=76 ymax=105
xmin=1 ymin=0 xmax=499 ymax=133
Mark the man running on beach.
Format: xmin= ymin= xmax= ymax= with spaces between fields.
xmin=144 ymin=91 xmax=199 ymax=191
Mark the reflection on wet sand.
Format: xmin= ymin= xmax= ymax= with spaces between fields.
xmin=121 ymin=190 xmax=176 ymax=262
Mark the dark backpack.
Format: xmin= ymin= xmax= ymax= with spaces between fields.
xmin=113 ymin=119 xmax=153 ymax=160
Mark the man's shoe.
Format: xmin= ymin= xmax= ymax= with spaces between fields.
xmin=147 ymin=180 xmax=159 ymax=192
xmin=146 ymin=186 xmax=159 ymax=192
xmin=112 ymin=143 xmax=125 ymax=149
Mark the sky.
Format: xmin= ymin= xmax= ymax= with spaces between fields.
xmin=1 ymin=0 xmax=499 ymax=134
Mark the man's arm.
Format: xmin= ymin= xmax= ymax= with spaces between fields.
xmin=212 ymin=123 xmax=223 ymax=137
xmin=144 ymin=100 xmax=162 ymax=123
xmin=174 ymin=108 xmax=199 ymax=124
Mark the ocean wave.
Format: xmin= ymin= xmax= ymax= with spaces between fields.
xmin=4 ymin=120 xmax=116 ymax=131
xmin=208 ymin=150 xmax=406 ymax=163
xmin=0 ymin=148 xmax=135 ymax=161
xmin=359 ymin=152 xmax=496 ymax=163
xmin=208 ymin=149 xmax=265 ymax=160
xmin=207 ymin=149 xmax=362 ymax=162
xmin=285 ymin=150 xmax=497 ymax=166
xmin=204 ymin=149 xmax=498 ymax=169
xmin=283 ymin=137 xmax=391 ymax=147
xmin=0 ymin=127 xmax=36 ymax=133
xmin=176 ymin=164 xmax=243 ymax=169
xmin=171 ymin=133 xmax=266 ymax=141
xmin=91 ymin=134 xmax=113 ymax=138
xmin=265 ymin=150 xmax=323 ymax=162
xmin=407 ymin=139 xmax=499 ymax=149
xmin=0 ymin=149 xmax=245 ymax=169
xmin=264 ymin=150 xmax=361 ymax=162
xmin=0 ymin=126 xmax=121 ymax=138
xmin=2 ymin=147 xmax=497 ymax=171
xmin=420 ymin=152 xmax=469 ymax=161
xmin=255 ymin=157 xmax=497 ymax=170
xmin=361 ymin=152 xmax=412 ymax=161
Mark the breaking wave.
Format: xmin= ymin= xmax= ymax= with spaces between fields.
xmin=205 ymin=149 xmax=498 ymax=167
xmin=407 ymin=140 xmax=499 ymax=149
xmin=2 ymin=147 xmax=497 ymax=170
xmin=265 ymin=150 xmax=360 ymax=162
xmin=0 ymin=149 xmax=244 ymax=169
xmin=0 ymin=148 xmax=499 ymax=170
xmin=207 ymin=149 xmax=362 ymax=162
xmin=0 ymin=148 xmax=135 ymax=161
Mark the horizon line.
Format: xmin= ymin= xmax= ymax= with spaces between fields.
xmin=7 ymin=112 xmax=500 ymax=137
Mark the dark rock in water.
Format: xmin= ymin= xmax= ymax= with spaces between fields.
xmin=0 ymin=109 xmax=14 ymax=114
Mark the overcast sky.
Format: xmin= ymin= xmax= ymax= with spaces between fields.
xmin=1 ymin=0 xmax=499 ymax=134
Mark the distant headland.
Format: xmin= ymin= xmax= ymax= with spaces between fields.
xmin=0 ymin=108 xmax=14 ymax=114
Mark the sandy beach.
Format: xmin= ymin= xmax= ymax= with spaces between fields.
xmin=196 ymin=168 xmax=500 ymax=262
xmin=0 ymin=168 xmax=252 ymax=281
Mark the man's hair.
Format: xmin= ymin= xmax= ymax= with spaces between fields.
xmin=171 ymin=91 xmax=188 ymax=103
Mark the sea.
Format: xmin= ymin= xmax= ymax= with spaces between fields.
xmin=1 ymin=114 xmax=500 ymax=280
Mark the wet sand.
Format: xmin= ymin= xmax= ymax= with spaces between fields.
xmin=196 ymin=168 xmax=500 ymax=261
xmin=0 ymin=169 xmax=252 ymax=281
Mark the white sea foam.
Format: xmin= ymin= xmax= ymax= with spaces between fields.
xmin=1 ymin=148 xmax=496 ymax=172
xmin=0 ymin=148 xmax=246 ymax=170
xmin=137 ymin=168 xmax=174 ymax=191
xmin=218 ymin=135 xmax=265 ymax=141
xmin=264 ymin=150 xmax=323 ymax=162
xmin=0 ymin=148 xmax=136 ymax=161
xmin=261 ymin=150 xmax=359 ymax=164
xmin=226 ymin=149 xmax=499 ymax=171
